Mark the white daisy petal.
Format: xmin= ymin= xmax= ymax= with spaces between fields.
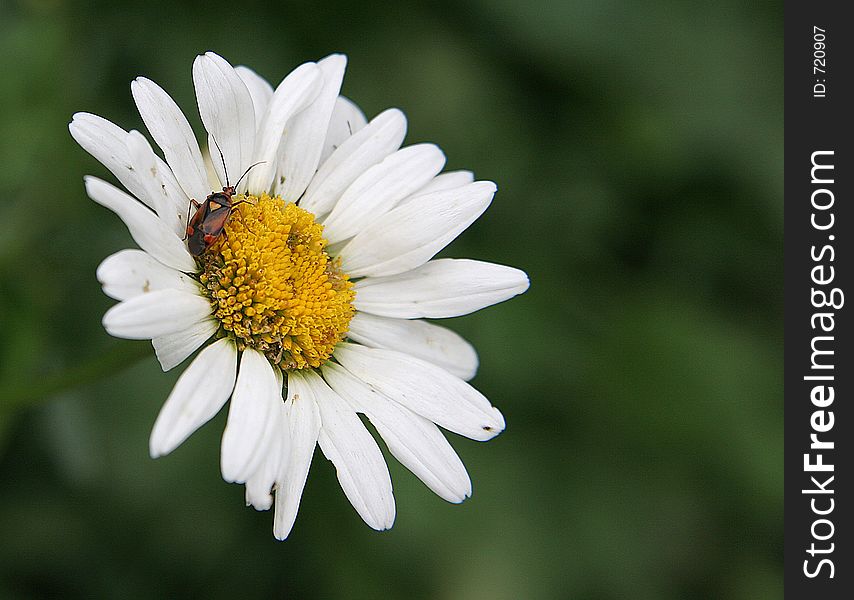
xmin=193 ymin=52 xmax=256 ymax=188
xmin=149 ymin=338 xmax=237 ymax=457
xmin=273 ymin=367 xmax=290 ymax=480
xmin=201 ymin=142 xmax=225 ymax=191
xmin=275 ymin=54 xmax=347 ymax=201
xmin=245 ymin=429 xmax=281 ymax=511
xmin=274 ymin=372 xmax=321 ymax=540
xmin=319 ymin=96 xmax=368 ymax=165
xmin=69 ymin=113 xmax=155 ymax=210
xmin=151 ymin=318 xmax=219 ymax=372
xmin=84 ymin=176 xmax=196 ymax=273
xmin=246 ymin=400 xmax=287 ymax=511
xmin=340 ymin=181 xmax=495 ymax=278
xmin=235 ymin=66 xmax=274 ymax=128
xmin=125 ymin=130 xmax=189 ymax=237
xmin=102 ymin=288 xmax=212 ymax=340
xmin=131 ymin=77 xmax=210 ymax=203
xmin=246 ymin=397 xmax=285 ymax=485
xmin=245 ymin=62 xmax=323 ymax=194
xmin=409 ymin=170 xmax=475 ymax=199
xmin=354 ymin=258 xmax=529 ymax=319
xmin=333 ymin=343 xmax=504 ymax=441
xmin=155 ymin=157 xmax=193 ymax=236
xmin=322 ymin=143 xmax=446 ymax=244
xmin=347 ymin=312 xmax=479 ymax=381
xmin=97 ymin=249 xmax=199 ymax=301
xmin=302 ymin=370 xmax=395 ymax=531
xmin=125 ymin=130 xmax=170 ymax=220
xmin=300 ymin=108 xmax=406 ymax=216
xmin=322 ymin=362 xmax=471 ymax=503
xmin=220 ymin=349 xmax=282 ymax=483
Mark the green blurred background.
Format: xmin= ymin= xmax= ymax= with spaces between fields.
xmin=0 ymin=0 xmax=781 ymax=598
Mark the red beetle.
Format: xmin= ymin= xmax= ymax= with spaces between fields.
xmin=185 ymin=149 xmax=264 ymax=257
xmin=186 ymin=185 xmax=243 ymax=256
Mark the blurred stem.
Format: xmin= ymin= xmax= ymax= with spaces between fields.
xmin=0 ymin=343 xmax=151 ymax=416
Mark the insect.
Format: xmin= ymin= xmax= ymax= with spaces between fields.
xmin=185 ymin=144 xmax=264 ymax=257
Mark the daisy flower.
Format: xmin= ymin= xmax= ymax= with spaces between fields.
xmin=70 ymin=52 xmax=529 ymax=539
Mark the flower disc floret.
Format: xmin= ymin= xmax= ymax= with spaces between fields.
xmin=199 ymin=194 xmax=355 ymax=370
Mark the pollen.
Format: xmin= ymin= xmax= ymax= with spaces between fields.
xmin=199 ymin=194 xmax=355 ymax=370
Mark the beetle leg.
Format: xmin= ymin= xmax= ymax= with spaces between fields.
xmin=229 ymin=196 xmax=257 ymax=213
xmin=183 ymin=199 xmax=202 ymax=240
xmin=232 ymin=207 xmax=257 ymax=237
xmin=227 ymin=199 xmax=257 ymax=237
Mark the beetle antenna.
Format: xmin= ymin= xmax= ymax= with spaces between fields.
xmin=234 ymin=161 xmax=267 ymax=190
xmin=211 ymin=135 xmax=229 ymax=187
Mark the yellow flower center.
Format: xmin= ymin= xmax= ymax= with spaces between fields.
xmin=198 ymin=194 xmax=355 ymax=370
